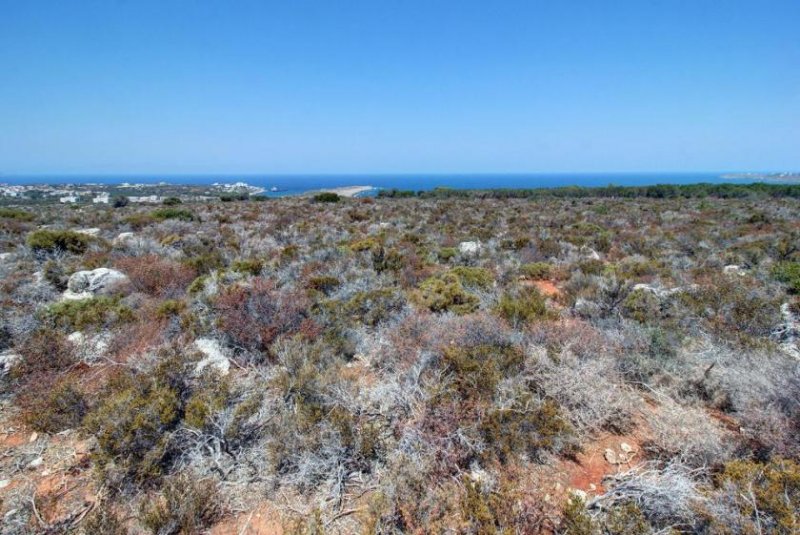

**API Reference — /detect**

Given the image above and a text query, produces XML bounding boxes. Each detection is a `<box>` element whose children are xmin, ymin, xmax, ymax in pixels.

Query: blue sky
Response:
<box><xmin>1</xmin><ymin>0</ymin><xmax>798</xmax><ymax>174</ymax></box>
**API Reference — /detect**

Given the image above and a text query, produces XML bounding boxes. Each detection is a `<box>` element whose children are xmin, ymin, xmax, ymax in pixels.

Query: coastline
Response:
<box><xmin>312</xmin><ymin>185</ymin><xmax>375</xmax><ymax>198</ymax></box>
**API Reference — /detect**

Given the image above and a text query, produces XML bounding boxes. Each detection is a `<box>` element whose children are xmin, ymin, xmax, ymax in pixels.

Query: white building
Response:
<box><xmin>93</xmin><ymin>193</ymin><xmax>110</xmax><ymax>204</ymax></box>
<box><xmin>129</xmin><ymin>195</ymin><xmax>161</xmax><ymax>203</ymax></box>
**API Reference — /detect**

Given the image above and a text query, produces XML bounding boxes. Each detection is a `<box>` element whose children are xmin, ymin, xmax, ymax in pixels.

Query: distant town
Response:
<box><xmin>0</xmin><ymin>181</ymin><xmax>265</xmax><ymax>205</ymax></box>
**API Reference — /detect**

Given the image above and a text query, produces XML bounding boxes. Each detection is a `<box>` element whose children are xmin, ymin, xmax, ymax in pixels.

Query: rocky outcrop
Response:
<box><xmin>458</xmin><ymin>241</ymin><xmax>482</xmax><ymax>255</ymax></box>
<box><xmin>63</xmin><ymin>268</ymin><xmax>129</xmax><ymax>300</ymax></box>
<box><xmin>74</xmin><ymin>228</ymin><xmax>101</xmax><ymax>237</ymax></box>
<box><xmin>67</xmin><ymin>331</ymin><xmax>110</xmax><ymax>362</ymax></box>
<box><xmin>723</xmin><ymin>265</ymin><xmax>746</xmax><ymax>276</ymax></box>
<box><xmin>113</xmin><ymin>232</ymin><xmax>135</xmax><ymax>246</ymax></box>
<box><xmin>193</xmin><ymin>338</ymin><xmax>231</xmax><ymax>376</ymax></box>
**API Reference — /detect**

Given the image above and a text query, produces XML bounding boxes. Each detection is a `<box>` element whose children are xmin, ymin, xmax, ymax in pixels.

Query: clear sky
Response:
<box><xmin>1</xmin><ymin>0</ymin><xmax>798</xmax><ymax>175</ymax></box>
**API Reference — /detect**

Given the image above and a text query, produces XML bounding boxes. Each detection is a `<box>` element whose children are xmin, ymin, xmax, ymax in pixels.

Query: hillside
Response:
<box><xmin>0</xmin><ymin>192</ymin><xmax>798</xmax><ymax>534</ymax></box>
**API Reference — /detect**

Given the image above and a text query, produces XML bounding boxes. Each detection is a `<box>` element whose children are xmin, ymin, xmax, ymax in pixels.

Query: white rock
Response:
<box><xmin>0</xmin><ymin>351</ymin><xmax>20</xmax><ymax>377</ymax></box>
<box><xmin>458</xmin><ymin>241</ymin><xmax>482</xmax><ymax>255</ymax></box>
<box><xmin>0</xmin><ymin>479</ymin><xmax>10</xmax><ymax>489</ymax></box>
<box><xmin>74</xmin><ymin>228</ymin><xmax>101</xmax><ymax>236</ymax></box>
<box><xmin>604</xmin><ymin>448</ymin><xmax>618</xmax><ymax>465</ymax></box>
<box><xmin>193</xmin><ymin>338</ymin><xmax>230</xmax><ymax>376</ymax></box>
<box><xmin>723</xmin><ymin>265</ymin><xmax>746</xmax><ymax>276</ymax></box>
<box><xmin>580</xmin><ymin>246</ymin><xmax>601</xmax><ymax>261</ymax></box>
<box><xmin>68</xmin><ymin>331</ymin><xmax>110</xmax><ymax>362</ymax></box>
<box><xmin>113</xmin><ymin>232</ymin><xmax>135</xmax><ymax>245</ymax></box>
<box><xmin>67</xmin><ymin>331</ymin><xmax>85</xmax><ymax>344</ymax></box>
<box><xmin>620</xmin><ymin>442</ymin><xmax>633</xmax><ymax>453</ymax></box>
<box><xmin>63</xmin><ymin>268</ymin><xmax>129</xmax><ymax>300</ymax></box>
<box><xmin>26</xmin><ymin>456</ymin><xmax>43</xmax><ymax>470</ymax></box>
<box><xmin>0</xmin><ymin>252</ymin><xmax>13</xmax><ymax>262</ymax></box>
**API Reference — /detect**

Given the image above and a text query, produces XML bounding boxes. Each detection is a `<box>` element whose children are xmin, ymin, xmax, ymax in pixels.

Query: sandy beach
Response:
<box><xmin>316</xmin><ymin>185</ymin><xmax>374</xmax><ymax>197</ymax></box>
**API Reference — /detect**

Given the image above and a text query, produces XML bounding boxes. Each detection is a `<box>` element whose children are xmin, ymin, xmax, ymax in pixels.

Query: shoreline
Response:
<box><xmin>313</xmin><ymin>185</ymin><xmax>375</xmax><ymax>198</ymax></box>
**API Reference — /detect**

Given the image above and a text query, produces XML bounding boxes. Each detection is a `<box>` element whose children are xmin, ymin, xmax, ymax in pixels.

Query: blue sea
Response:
<box><xmin>0</xmin><ymin>172</ymin><xmax>786</xmax><ymax>197</ymax></box>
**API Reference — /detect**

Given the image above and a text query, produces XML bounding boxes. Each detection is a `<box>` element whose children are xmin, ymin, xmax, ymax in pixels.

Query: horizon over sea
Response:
<box><xmin>0</xmin><ymin>172</ymin><xmax>793</xmax><ymax>196</ymax></box>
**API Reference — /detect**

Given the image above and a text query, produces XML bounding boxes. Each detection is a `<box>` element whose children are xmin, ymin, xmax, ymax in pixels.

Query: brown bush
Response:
<box><xmin>214</xmin><ymin>278</ymin><xmax>309</xmax><ymax>355</ymax></box>
<box><xmin>12</xmin><ymin>327</ymin><xmax>75</xmax><ymax>379</ymax></box>
<box><xmin>116</xmin><ymin>254</ymin><xmax>196</xmax><ymax>297</ymax></box>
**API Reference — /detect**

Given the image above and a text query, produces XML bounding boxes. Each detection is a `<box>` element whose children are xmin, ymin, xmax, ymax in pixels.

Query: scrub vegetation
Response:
<box><xmin>0</xmin><ymin>186</ymin><xmax>799</xmax><ymax>533</ymax></box>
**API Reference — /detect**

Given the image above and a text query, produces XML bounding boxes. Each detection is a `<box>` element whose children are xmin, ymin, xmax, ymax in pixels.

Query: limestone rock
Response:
<box><xmin>193</xmin><ymin>338</ymin><xmax>231</xmax><ymax>376</ymax></box>
<box><xmin>63</xmin><ymin>268</ymin><xmax>129</xmax><ymax>300</ymax></box>
<box><xmin>458</xmin><ymin>241</ymin><xmax>482</xmax><ymax>255</ymax></box>
<box><xmin>723</xmin><ymin>265</ymin><xmax>746</xmax><ymax>276</ymax></box>
<box><xmin>580</xmin><ymin>246</ymin><xmax>601</xmax><ymax>261</ymax></box>
<box><xmin>113</xmin><ymin>232</ymin><xmax>135</xmax><ymax>245</ymax></box>
<box><xmin>74</xmin><ymin>228</ymin><xmax>101</xmax><ymax>236</ymax></box>
<box><xmin>67</xmin><ymin>331</ymin><xmax>110</xmax><ymax>362</ymax></box>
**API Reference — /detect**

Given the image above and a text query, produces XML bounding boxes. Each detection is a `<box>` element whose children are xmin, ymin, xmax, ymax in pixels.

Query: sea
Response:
<box><xmin>0</xmin><ymin>172</ymin><xmax>789</xmax><ymax>197</ymax></box>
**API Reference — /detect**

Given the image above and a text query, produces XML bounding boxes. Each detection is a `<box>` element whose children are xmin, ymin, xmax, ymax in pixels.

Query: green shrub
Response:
<box><xmin>0</xmin><ymin>207</ymin><xmax>35</xmax><ymax>221</ymax></box>
<box><xmin>45</xmin><ymin>296</ymin><xmax>134</xmax><ymax>331</ymax></box>
<box><xmin>371</xmin><ymin>246</ymin><xmax>404</xmax><ymax>274</ymax></box>
<box><xmin>162</xmin><ymin>196</ymin><xmax>182</xmax><ymax>205</ymax></box>
<box><xmin>231</xmin><ymin>258</ymin><xmax>263</xmax><ymax>276</ymax></box>
<box><xmin>312</xmin><ymin>192</ymin><xmax>340</xmax><ymax>203</ymax></box>
<box><xmin>621</xmin><ymin>288</ymin><xmax>661</xmax><ymax>323</ymax></box>
<box><xmin>187</xmin><ymin>275</ymin><xmax>209</xmax><ymax>295</ymax></box>
<box><xmin>440</xmin><ymin>344</ymin><xmax>524</xmax><ymax>402</ymax></box>
<box><xmin>19</xmin><ymin>379</ymin><xmax>88</xmax><ymax>433</ymax></box>
<box><xmin>715</xmin><ymin>458</ymin><xmax>800</xmax><ymax>534</ymax></box>
<box><xmin>350</xmin><ymin>237</ymin><xmax>380</xmax><ymax>252</ymax></box>
<box><xmin>501</xmin><ymin>236</ymin><xmax>531</xmax><ymax>250</ymax></box>
<box><xmin>43</xmin><ymin>259</ymin><xmax>69</xmax><ymax>291</ymax></box>
<box><xmin>480</xmin><ymin>396</ymin><xmax>572</xmax><ymax>463</ymax></box>
<box><xmin>79</xmin><ymin>504</ymin><xmax>128</xmax><ymax>535</ymax></box>
<box><xmin>220</xmin><ymin>192</ymin><xmax>249</xmax><ymax>202</ymax></box>
<box><xmin>451</xmin><ymin>266</ymin><xmax>494</xmax><ymax>289</ymax></box>
<box><xmin>139</xmin><ymin>473</ymin><xmax>222</xmax><ymax>534</ymax></box>
<box><xmin>124</xmin><ymin>212</ymin><xmax>155</xmax><ymax>229</ymax></box>
<box><xmin>183</xmin><ymin>381</ymin><xmax>229</xmax><ymax>430</ymax></box>
<box><xmin>151</xmin><ymin>207</ymin><xmax>197</xmax><ymax>222</ymax></box>
<box><xmin>26</xmin><ymin>229</ymin><xmax>90</xmax><ymax>254</ymax></box>
<box><xmin>306</xmin><ymin>275</ymin><xmax>341</xmax><ymax>294</ymax></box>
<box><xmin>560</xmin><ymin>496</ymin><xmax>595</xmax><ymax>535</ymax></box>
<box><xmin>112</xmin><ymin>196</ymin><xmax>129</xmax><ymax>208</ymax></box>
<box><xmin>85</xmin><ymin>364</ymin><xmax>185</xmax><ymax>482</ymax></box>
<box><xmin>578</xmin><ymin>258</ymin><xmax>605</xmax><ymax>275</ymax></box>
<box><xmin>155</xmin><ymin>299</ymin><xmax>187</xmax><ymax>319</ymax></box>
<box><xmin>438</xmin><ymin>247</ymin><xmax>458</xmax><ymax>262</ymax></box>
<box><xmin>435</xmin><ymin>343</ymin><xmax>574</xmax><ymax>464</ymax></box>
<box><xmin>345</xmin><ymin>289</ymin><xmax>405</xmax><ymax>326</ymax></box>
<box><xmin>415</xmin><ymin>272</ymin><xmax>480</xmax><ymax>314</ymax></box>
<box><xmin>520</xmin><ymin>262</ymin><xmax>552</xmax><ymax>280</ymax></box>
<box><xmin>182</xmin><ymin>251</ymin><xmax>224</xmax><ymax>275</ymax></box>
<box><xmin>496</xmin><ymin>287</ymin><xmax>549</xmax><ymax>325</ymax></box>
<box><xmin>772</xmin><ymin>262</ymin><xmax>800</xmax><ymax>294</ymax></box>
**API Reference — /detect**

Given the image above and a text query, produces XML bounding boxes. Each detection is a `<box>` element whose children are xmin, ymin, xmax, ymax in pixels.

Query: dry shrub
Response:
<box><xmin>12</xmin><ymin>326</ymin><xmax>75</xmax><ymax>378</ymax></box>
<box><xmin>116</xmin><ymin>254</ymin><xmax>196</xmax><ymax>297</ymax></box>
<box><xmin>214</xmin><ymin>278</ymin><xmax>309</xmax><ymax>355</ymax></box>
<box><xmin>17</xmin><ymin>374</ymin><xmax>88</xmax><ymax>432</ymax></box>
<box><xmin>108</xmin><ymin>313</ymin><xmax>170</xmax><ymax>362</ymax></box>
<box><xmin>139</xmin><ymin>473</ymin><xmax>222</xmax><ymax>534</ymax></box>
<box><xmin>645</xmin><ymin>400</ymin><xmax>732</xmax><ymax>466</ymax></box>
